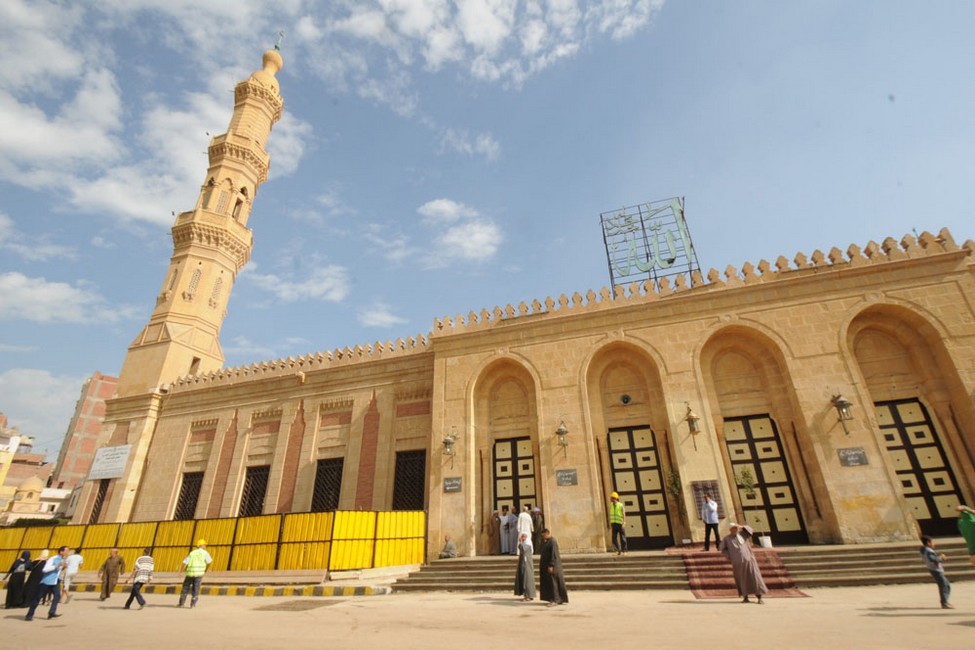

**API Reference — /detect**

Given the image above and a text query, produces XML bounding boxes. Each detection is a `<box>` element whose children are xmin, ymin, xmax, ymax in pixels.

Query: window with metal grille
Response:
<box><xmin>174</xmin><ymin>472</ymin><xmax>204</xmax><ymax>520</ymax></box>
<box><xmin>238</xmin><ymin>465</ymin><xmax>270</xmax><ymax>517</ymax></box>
<box><xmin>88</xmin><ymin>478</ymin><xmax>109</xmax><ymax>524</ymax></box>
<box><xmin>392</xmin><ymin>450</ymin><xmax>426</xmax><ymax>511</ymax></box>
<box><xmin>311</xmin><ymin>458</ymin><xmax>344</xmax><ymax>512</ymax></box>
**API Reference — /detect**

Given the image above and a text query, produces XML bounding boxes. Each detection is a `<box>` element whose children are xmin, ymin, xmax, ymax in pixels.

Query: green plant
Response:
<box><xmin>666</xmin><ymin>469</ymin><xmax>682</xmax><ymax>499</ymax></box>
<box><xmin>735</xmin><ymin>468</ymin><xmax>757</xmax><ymax>498</ymax></box>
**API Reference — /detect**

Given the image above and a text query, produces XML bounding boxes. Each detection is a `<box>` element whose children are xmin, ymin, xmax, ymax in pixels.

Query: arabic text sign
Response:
<box><xmin>88</xmin><ymin>444</ymin><xmax>132</xmax><ymax>480</ymax></box>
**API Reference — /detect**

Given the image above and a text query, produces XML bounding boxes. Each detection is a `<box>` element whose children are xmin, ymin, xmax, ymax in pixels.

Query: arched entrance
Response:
<box><xmin>701</xmin><ymin>327</ymin><xmax>815</xmax><ymax>545</ymax></box>
<box><xmin>587</xmin><ymin>343</ymin><xmax>676</xmax><ymax>550</ymax></box>
<box><xmin>473</xmin><ymin>360</ymin><xmax>541</xmax><ymax>555</ymax></box>
<box><xmin>850</xmin><ymin>307</ymin><xmax>973</xmax><ymax>536</ymax></box>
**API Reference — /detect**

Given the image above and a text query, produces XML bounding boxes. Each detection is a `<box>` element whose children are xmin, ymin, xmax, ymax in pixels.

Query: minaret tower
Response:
<box><xmin>116</xmin><ymin>46</ymin><xmax>285</xmax><ymax>396</ymax></box>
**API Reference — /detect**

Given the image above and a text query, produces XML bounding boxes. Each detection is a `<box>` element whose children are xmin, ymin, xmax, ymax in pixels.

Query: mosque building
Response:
<box><xmin>69</xmin><ymin>46</ymin><xmax>975</xmax><ymax>559</ymax></box>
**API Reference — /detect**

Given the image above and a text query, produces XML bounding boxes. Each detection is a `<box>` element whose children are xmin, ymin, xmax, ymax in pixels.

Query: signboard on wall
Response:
<box><xmin>87</xmin><ymin>445</ymin><xmax>132</xmax><ymax>480</ymax></box>
<box><xmin>555</xmin><ymin>469</ymin><xmax>578</xmax><ymax>486</ymax></box>
<box><xmin>443</xmin><ymin>477</ymin><xmax>463</xmax><ymax>493</ymax></box>
<box><xmin>838</xmin><ymin>447</ymin><xmax>868</xmax><ymax>467</ymax></box>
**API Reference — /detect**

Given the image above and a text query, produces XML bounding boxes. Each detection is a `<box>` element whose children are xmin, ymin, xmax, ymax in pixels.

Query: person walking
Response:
<box><xmin>701</xmin><ymin>493</ymin><xmax>721</xmax><ymax>551</ymax></box>
<box><xmin>3</xmin><ymin>551</ymin><xmax>31</xmax><ymax>609</ymax></box>
<box><xmin>98</xmin><ymin>548</ymin><xmax>125</xmax><ymax>600</ymax></box>
<box><xmin>720</xmin><ymin>523</ymin><xmax>768</xmax><ymax>604</ymax></box>
<box><xmin>61</xmin><ymin>548</ymin><xmax>83</xmax><ymax>603</ymax></box>
<box><xmin>539</xmin><ymin>528</ymin><xmax>568</xmax><ymax>607</ymax></box>
<box><xmin>24</xmin><ymin>546</ymin><xmax>68</xmax><ymax>621</ymax></box>
<box><xmin>609</xmin><ymin>492</ymin><xmax>627</xmax><ymax>555</ymax></box>
<box><xmin>919</xmin><ymin>535</ymin><xmax>952</xmax><ymax>609</ymax></box>
<box><xmin>513</xmin><ymin>532</ymin><xmax>535</xmax><ymax>602</ymax></box>
<box><xmin>178</xmin><ymin>539</ymin><xmax>213</xmax><ymax>608</ymax></box>
<box><xmin>23</xmin><ymin>550</ymin><xmax>48</xmax><ymax>608</ymax></box>
<box><xmin>124</xmin><ymin>548</ymin><xmax>154</xmax><ymax>610</ymax></box>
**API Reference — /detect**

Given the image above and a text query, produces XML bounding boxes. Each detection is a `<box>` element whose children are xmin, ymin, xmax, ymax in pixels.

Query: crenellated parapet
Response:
<box><xmin>432</xmin><ymin>228</ymin><xmax>971</xmax><ymax>336</ymax></box>
<box><xmin>165</xmin><ymin>334</ymin><xmax>432</xmax><ymax>393</ymax></box>
<box><xmin>162</xmin><ymin>228</ymin><xmax>971</xmax><ymax>394</ymax></box>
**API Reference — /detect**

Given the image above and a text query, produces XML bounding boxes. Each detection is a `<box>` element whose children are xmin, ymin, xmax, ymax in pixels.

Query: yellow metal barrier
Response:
<box><xmin>282</xmin><ymin>512</ymin><xmax>333</xmax><ymax>542</ymax></box>
<box><xmin>117</xmin><ymin>521</ymin><xmax>157</xmax><ymax>549</ymax></box>
<box><xmin>0</xmin><ymin>510</ymin><xmax>425</xmax><ymax>573</ymax></box>
<box><xmin>49</xmin><ymin>526</ymin><xmax>84</xmax><ymax>550</ymax></box>
<box><xmin>21</xmin><ymin>527</ymin><xmax>54</xmax><ymax>553</ymax></box>
<box><xmin>194</xmin><ymin>518</ymin><xmax>236</xmax><ymax>545</ymax></box>
<box><xmin>235</xmin><ymin>515</ymin><xmax>281</xmax><ymax>544</ymax></box>
<box><xmin>83</xmin><ymin>523</ymin><xmax>120</xmax><ymax>549</ymax></box>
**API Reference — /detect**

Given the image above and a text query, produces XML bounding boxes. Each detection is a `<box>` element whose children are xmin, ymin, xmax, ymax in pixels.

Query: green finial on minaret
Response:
<box><xmin>274</xmin><ymin>31</ymin><xmax>285</xmax><ymax>51</ymax></box>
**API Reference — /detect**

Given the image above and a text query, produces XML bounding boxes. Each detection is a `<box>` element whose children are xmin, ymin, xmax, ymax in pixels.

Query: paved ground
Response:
<box><xmin>2</xmin><ymin>581</ymin><xmax>972</xmax><ymax>649</ymax></box>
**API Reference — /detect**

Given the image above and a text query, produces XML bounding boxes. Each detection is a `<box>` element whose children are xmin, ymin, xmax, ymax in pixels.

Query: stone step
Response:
<box><xmin>393</xmin><ymin>538</ymin><xmax>974</xmax><ymax>593</ymax></box>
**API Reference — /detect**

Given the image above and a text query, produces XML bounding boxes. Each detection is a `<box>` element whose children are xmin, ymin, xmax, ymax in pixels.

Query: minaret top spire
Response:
<box><xmin>250</xmin><ymin>41</ymin><xmax>284</xmax><ymax>93</ymax></box>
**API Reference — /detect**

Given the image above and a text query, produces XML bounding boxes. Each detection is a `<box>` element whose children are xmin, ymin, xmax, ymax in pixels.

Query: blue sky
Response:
<box><xmin>1</xmin><ymin>1</ymin><xmax>974</xmax><ymax>459</ymax></box>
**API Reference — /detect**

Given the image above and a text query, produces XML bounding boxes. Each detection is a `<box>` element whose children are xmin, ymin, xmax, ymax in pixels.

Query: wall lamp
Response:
<box><xmin>443</xmin><ymin>429</ymin><xmax>457</xmax><ymax>456</ymax></box>
<box><xmin>555</xmin><ymin>420</ymin><xmax>569</xmax><ymax>457</ymax></box>
<box><xmin>831</xmin><ymin>394</ymin><xmax>854</xmax><ymax>435</ymax></box>
<box><xmin>684</xmin><ymin>402</ymin><xmax>702</xmax><ymax>450</ymax></box>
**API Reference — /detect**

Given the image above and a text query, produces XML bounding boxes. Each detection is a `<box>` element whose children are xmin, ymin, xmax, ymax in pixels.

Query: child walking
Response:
<box><xmin>919</xmin><ymin>535</ymin><xmax>953</xmax><ymax>609</ymax></box>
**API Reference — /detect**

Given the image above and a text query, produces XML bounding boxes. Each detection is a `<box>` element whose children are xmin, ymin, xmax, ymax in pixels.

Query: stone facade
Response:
<box><xmin>69</xmin><ymin>48</ymin><xmax>975</xmax><ymax>560</ymax></box>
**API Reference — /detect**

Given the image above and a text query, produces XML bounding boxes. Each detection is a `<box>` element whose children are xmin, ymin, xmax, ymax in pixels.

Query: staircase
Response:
<box><xmin>392</xmin><ymin>552</ymin><xmax>687</xmax><ymax>592</ymax></box>
<box><xmin>392</xmin><ymin>539</ymin><xmax>975</xmax><ymax>593</ymax></box>
<box><xmin>777</xmin><ymin>539</ymin><xmax>975</xmax><ymax>588</ymax></box>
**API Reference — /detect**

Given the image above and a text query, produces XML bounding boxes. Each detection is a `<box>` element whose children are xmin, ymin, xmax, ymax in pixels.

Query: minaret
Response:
<box><xmin>116</xmin><ymin>47</ymin><xmax>285</xmax><ymax>396</ymax></box>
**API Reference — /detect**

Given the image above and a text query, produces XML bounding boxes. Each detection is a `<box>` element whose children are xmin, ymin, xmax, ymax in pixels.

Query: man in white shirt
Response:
<box><xmin>701</xmin><ymin>493</ymin><xmax>721</xmax><ymax>551</ymax></box>
<box><xmin>517</xmin><ymin>505</ymin><xmax>534</xmax><ymax>547</ymax></box>
<box><xmin>61</xmin><ymin>548</ymin><xmax>84</xmax><ymax>603</ymax></box>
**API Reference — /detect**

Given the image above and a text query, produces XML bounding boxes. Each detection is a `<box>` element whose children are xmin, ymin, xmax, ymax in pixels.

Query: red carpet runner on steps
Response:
<box><xmin>676</xmin><ymin>549</ymin><xmax>808</xmax><ymax>599</ymax></box>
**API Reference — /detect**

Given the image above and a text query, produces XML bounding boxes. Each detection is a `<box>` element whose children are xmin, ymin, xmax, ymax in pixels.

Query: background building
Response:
<box><xmin>50</xmin><ymin>371</ymin><xmax>119</xmax><ymax>491</ymax></box>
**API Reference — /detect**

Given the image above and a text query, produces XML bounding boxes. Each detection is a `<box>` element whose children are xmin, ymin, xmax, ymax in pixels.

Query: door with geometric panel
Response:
<box><xmin>493</xmin><ymin>437</ymin><xmax>538</xmax><ymax>514</ymax></box>
<box><xmin>607</xmin><ymin>426</ymin><xmax>673</xmax><ymax>549</ymax></box>
<box><xmin>724</xmin><ymin>415</ymin><xmax>808</xmax><ymax>545</ymax></box>
<box><xmin>876</xmin><ymin>398</ymin><xmax>964</xmax><ymax>536</ymax></box>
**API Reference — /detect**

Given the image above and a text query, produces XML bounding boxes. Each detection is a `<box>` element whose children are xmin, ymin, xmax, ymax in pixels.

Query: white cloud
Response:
<box><xmin>0</xmin><ymin>272</ymin><xmax>139</xmax><ymax>324</ymax></box>
<box><xmin>364</xmin><ymin>225</ymin><xmax>416</xmax><ymax>263</ymax></box>
<box><xmin>430</xmin><ymin>220</ymin><xmax>503</xmax><ymax>266</ymax></box>
<box><xmin>417</xmin><ymin>198</ymin><xmax>479</xmax><ymax>224</ymax></box>
<box><xmin>0</xmin><ymin>68</ymin><xmax>124</xmax><ymax>182</ymax></box>
<box><xmin>438</xmin><ymin>128</ymin><xmax>501</xmax><ymax>161</ymax></box>
<box><xmin>357</xmin><ymin>301</ymin><xmax>408</xmax><ymax>327</ymax></box>
<box><xmin>0</xmin><ymin>343</ymin><xmax>37</xmax><ymax>353</ymax></box>
<box><xmin>246</xmin><ymin>265</ymin><xmax>351</xmax><ymax>302</ymax></box>
<box><xmin>268</xmin><ymin>112</ymin><xmax>315</xmax><ymax>178</ymax></box>
<box><xmin>0</xmin><ymin>368</ymin><xmax>89</xmax><ymax>456</ymax></box>
<box><xmin>0</xmin><ymin>213</ymin><xmax>76</xmax><ymax>262</ymax></box>
<box><xmin>0</xmin><ymin>0</ymin><xmax>86</xmax><ymax>93</ymax></box>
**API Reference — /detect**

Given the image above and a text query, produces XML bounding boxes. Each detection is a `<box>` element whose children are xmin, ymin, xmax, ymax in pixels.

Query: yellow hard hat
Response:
<box><xmin>197</xmin><ymin>539</ymin><xmax>207</xmax><ymax>546</ymax></box>
<box><xmin>611</xmin><ymin>492</ymin><xmax>619</xmax><ymax>499</ymax></box>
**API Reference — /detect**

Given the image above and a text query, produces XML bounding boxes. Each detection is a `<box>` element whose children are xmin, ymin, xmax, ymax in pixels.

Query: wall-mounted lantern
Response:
<box><xmin>831</xmin><ymin>394</ymin><xmax>854</xmax><ymax>435</ymax></box>
<box><xmin>443</xmin><ymin>429</ymin><xmax>457</xmax><ymax>456</ymax></box>
<box><xmin>684</xmin><ymin>402</ymin><xmax>702</xmax><ymax>450</ymax></box>
<box><xmin>555</xmin><ymin>420</ymin><xmax>569</xmax><ymax>457</ymax></box>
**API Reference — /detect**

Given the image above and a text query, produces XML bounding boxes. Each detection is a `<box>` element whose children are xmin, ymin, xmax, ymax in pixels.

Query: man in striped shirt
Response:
<box><xmin>124</xmin><ymin>548</ymin><xmax>154</xmax><ymax>610</ymax></box>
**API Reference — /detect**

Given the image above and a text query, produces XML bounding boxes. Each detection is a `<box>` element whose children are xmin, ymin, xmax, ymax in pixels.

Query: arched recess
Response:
<box><xmin>472</xmin><ymin>358</ymin><xmax>540</xmax><ymax>556</ymax></box>
<box><xmin>848</xmin><ymin>304</ymin><xmax>975</xmax><ymax>536</ymax></box>
<box><xmin>701</xmin><ymin>325</ymin><xmax>825</xmax><ymax>545</ymax></box>
<box><xmin>585</xmin><ymin>341</ymin><xmax>676</xmax><ymax>549</ymax></box>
